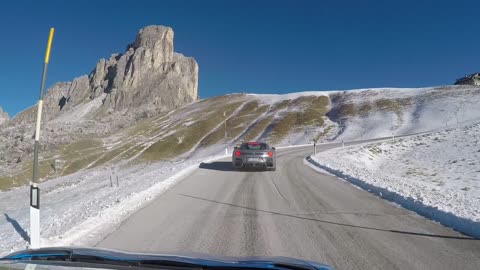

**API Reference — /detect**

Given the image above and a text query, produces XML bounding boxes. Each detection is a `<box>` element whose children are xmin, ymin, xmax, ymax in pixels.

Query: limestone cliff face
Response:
<box><xmin>10</xmin><ymin>25</ymin><xmax>198</xmax><ymax>125</ymax></box>
<box><xmin>89</xmin><ymin>26</ymin><xmax>198</xmax><ymax>113</ymax></box>
<box><xmin>0</xmin><ymin>107</ymin><xmax>8</xmax><ymax>125</ymax></box>
<box><xmin>455</xmin><ymin>72</ymin><xmax>480</xmax><ymax>86</ymax></box>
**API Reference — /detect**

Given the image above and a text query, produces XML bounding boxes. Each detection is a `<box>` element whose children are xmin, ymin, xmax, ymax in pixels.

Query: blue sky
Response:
<box><xmin>1</xmin><ymin>0</ymin><xmax>479</xmax><ymax>116</ymax></box>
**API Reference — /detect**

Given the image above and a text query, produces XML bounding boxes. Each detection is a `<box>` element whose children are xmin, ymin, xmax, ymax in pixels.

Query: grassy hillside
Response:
<box><xmin>1</xmin><ymin>86</ymin><xmax>480</xmax><ymax>190</ymax></box>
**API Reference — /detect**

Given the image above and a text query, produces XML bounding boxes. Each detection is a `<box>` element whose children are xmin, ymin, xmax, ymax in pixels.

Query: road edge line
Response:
<box><xmin>304</xmin><ymin>156</ymin><xmax>480</xmax><ymax>239</ymax></box>
<box><xmin>45</xmin><ymin>154</ymin><xmax>230</xmax><ymax>249</ymax></box>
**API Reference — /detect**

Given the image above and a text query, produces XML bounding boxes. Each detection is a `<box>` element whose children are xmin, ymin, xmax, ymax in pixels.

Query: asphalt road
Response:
<box><xmin>97</xmin><ymin>143</ymin><xmax>480</xmax><ymax>270</ymax></box>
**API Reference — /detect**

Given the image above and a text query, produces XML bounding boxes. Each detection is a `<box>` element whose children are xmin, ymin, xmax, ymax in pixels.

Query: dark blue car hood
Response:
<box><xmin>1</xmin><ymin>247</ymin><xmax>332</xmax><ymax>270</ymax></box>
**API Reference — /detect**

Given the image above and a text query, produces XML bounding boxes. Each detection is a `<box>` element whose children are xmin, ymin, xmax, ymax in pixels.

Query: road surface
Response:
<box><xmin>98</xmin><ymin>143</ymin><xmax>480</xmax><ymax>270</ymax></box>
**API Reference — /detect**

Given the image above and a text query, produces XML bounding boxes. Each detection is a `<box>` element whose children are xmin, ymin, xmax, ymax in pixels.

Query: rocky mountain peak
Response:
<box><xmin>10</xmin><ymin>25</ymin><xmax>198</xmax><ymax>126</ymax></box>
<box><xmin>0</xmin><ymin>107</ymin><xmax>9</xmax><ymax>125</ymax></box>
<box><xmin>133</xmin><ymin>25</ymin><xmax>173</xmax><ymax>50</ymax></box>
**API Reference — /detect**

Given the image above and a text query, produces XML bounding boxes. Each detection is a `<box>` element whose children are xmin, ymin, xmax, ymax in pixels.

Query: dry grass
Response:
<box><xmin>268</xmin><ymin>112</ymin><xmax>298</xmax><ymax>143</ymax></box>
<box><xmin>334</xmin><ymin>96</ymin><xmax>414</xmax><ymax>119</ymax></box>
<box><xmin>266</xmin><ymin>96</ymin><xmax>329</xmax><ymax>143</ymax></box>
<box><xmin>271</xmin><ymin>100</ymin><xmax>290</xmax><ymax>111</ymax></box>
<box><xmin>126</xmin><ymin>112</ymin><xmax>169</xmax><ymax>137</ymax></box>
<box><xmin>242</xmin><ymin>116</ymin><xmax>274</xmax><ymax>142</ymax></box>
<box><xmin>1</xmin><ymin>93</ymin><xmax>340</xmax><ymax>190</ymax></box>
<box><xmin>87</xmin><ymin>143</ymin><xmax>137</xmax><ymax>169</ymax></box>
<box><xmin>199</xmin><ymin>101</ymin><xmax>270</xmax><ymax>147</ymax></box>
<box><xmin>358</xmin><ymin>103</ymin><xmax>373</xmax><ymax>117</ymax></box>
<box><xmin>0</xmin><ymin>160</ymin><xmax>53</xmax><ymax>191</ymax></box>
<box><xmin>1</xmin><ymin>96</ymin><xmax>255</xmax><ymax>189</ymax></box>
<box><xmin>0</xmin><ymin>138</ymin><xmax>105</xmax><ymax>190</ymax></box>
<box><xmin>58</xmin><ymin>139</ymin><xmax>105</xmax><ymax>175</ymax></box>
<box><xmin>313</xmin><ymin>125</ymin><xmax>334</xmax><ymax>141</ymax></box>
<box><xmin>338</xmin><ymin>103</ymin><xmax>356</xmax><ymax>117</ymax></box>
<box><xmin>141</xmin><ymin>100</ymin><xmax>245</xmax><ymax>161</ymax></box>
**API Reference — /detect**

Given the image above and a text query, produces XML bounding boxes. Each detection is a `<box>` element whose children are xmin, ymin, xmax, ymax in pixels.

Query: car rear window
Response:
<box><xmin>240</xmin><ymin>143</ymin><xmax>268</xmax><ymax>150</ymax></box>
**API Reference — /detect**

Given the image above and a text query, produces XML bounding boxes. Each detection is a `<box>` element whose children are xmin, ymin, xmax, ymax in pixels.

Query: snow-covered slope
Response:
<box><xmin>325</xmin><ymin>86</ymin><xmax>480</xmax><ymax>141</ymax></box>
<box><xmin>311</xmin><ymin>121</ymin><xmax>480</xmax><ymax>237</ymax></box>
<box><xmin>1</xmin><ymin>85</ymin><xmax>480</xmax><ymax>254</ymax></box>
<box><xmin>2</xmin><ymin>85</ymin><xmax>480</xmax><ymax>191</ymax></box>
<box><xmin>0</xmin><ymin>153</ymin><xmax>226</xmax><ymax>256</ymax></box>
<box><xmin>247</xmin><ymin>85</ymin><xmax>480</xmax><ymax>144</ymax></box>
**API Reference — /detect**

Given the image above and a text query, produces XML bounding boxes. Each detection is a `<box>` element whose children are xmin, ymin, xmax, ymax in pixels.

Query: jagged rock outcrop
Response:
<box><xmin>0</xmin><ymin>107</ymin><xmax>9</xmax><ymax>125</ymax></box>
<box><xmin>0</xmin><ymin>25</ymin><xmax>199</xmax><ymax>181</ymax></box>
<box><xmin>10</xmin><ymin>25</ymin><xmax>198</xmax><ymax>125</ymax></box>
<box><xmin>455</xmin><ymin>72</ymin><xmax>480</xmax><ymax>86</ymax></box>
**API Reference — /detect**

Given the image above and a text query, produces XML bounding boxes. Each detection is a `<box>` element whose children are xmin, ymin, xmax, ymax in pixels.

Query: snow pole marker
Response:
<box><xmin>224</xmin><ymin>111</ymin><xmax>228</xmax><ymax>155</ymax></box>
<box><xmin>30</xmin><ymin>28</ymin><xmax>54</xmax><ymax>249</ymax></box>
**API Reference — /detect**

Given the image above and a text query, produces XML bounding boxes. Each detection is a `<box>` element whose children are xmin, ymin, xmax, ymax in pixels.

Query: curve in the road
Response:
<box><xmin>98</xmin><ymin>145</ymin><xmax>480</xmax><ymax>270</ymax></box>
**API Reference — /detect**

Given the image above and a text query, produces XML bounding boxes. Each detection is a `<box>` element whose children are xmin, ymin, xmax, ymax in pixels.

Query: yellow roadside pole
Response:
<box><xmin>30</xmin><ymin>28</ymin><xmax>54</xmax><ymax>249</ymax></box>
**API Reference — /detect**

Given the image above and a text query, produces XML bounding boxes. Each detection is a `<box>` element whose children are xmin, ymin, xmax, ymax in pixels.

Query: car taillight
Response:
<box><xmin>234</xmin><ymin>150</ymin><xmax>241</xmax><ymax>157</ymax></box>
<box><xmin>267</xmin><ymin>151</ymin><xmax>273</xmax><ymax>157</ymax></box>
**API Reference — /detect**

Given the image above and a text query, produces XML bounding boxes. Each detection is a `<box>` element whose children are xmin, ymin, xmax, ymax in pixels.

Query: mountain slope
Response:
<box><xmin>311</xmin><ymin>118</ymin><xmax>480</xmax><ymax>238</ymax></box>
<box><xmin>9</xmin><ymin>25</ymin><xmax>198</xmax><ymax>126</ymax></box>
<box><xmin>2</xmin><ymin>26</ymin><xmax>480</xmax><ymax>191</ymax></box>
<box><xmin>2</xmin><ymin>85</ymin><xmax>480</xmax><ymax>190</ymax></box>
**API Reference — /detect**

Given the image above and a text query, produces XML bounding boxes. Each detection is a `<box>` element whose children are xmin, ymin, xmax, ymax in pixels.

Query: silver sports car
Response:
<box><xmin>232</xmin><ymin>142</ymin><xmax>276</xmax><ymax>171</ymax></box>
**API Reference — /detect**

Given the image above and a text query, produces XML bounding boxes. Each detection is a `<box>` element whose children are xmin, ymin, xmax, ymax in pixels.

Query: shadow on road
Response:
<box><xmin>4</xmin><ymin>213</ymin><xmax>30</xmax><ymax>242</ymax></box>
<box><xmin>199</xmin><ymin>161</ymin><xmax>235</xmax><ymax>172</ymax></box>
<box><xmin>177</xmin><ymin>193</ymin><xmax>478</xmax><ymax>240</ymax></box>
<box><xmin>199</xmin><ymin>162</ymin><xmax>269</xmax><ymax>172</ymax></box>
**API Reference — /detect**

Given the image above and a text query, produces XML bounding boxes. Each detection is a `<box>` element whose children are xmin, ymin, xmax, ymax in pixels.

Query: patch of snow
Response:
<box><xmin>276</xmin><ymin>143</ymin><xmax>313</xmax><ymax>149</ymax></box>
<box><xmin>246</xmin><ymin>86</ymin><xmax>448</xmax><ymax>106</ymax></box>
<box><xmin>248</xmin><ymin>91</ymin><xmax>332</xmax><ymax>105</ymax></box>
<box><xmin>309</xmin><ymin>121</ymin><xmax>480</xmax><ymax>238</ymax></box>
<box><xmin>330</xmin><ymin>86</ymin><xmax>480</xmax><ymax>142</ymax></box>
<box><xmin>53</xmin><ymin>94</ymin><xmax>106</xmax><ymax>123</ymax></box>
<box><xmin>250</xmin><ymin>86</ymin><xmax>480</xmax><ymax>144</ymax></box>
<box><xmin>182</xmin><ymin>120</ymin><xmax>196</xmax><ymax>127</ymax></box>
<box><xmin>180</xmin><ymin>100</ymin><xmax>251</xmax><ymax>158</ymax></box>
<box><xmin>0</xmin><ymin>154</ymin><xmax>228</xmax><ymax>256</ymax></box>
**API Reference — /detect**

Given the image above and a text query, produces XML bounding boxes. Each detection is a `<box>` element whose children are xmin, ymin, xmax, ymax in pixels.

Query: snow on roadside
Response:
<box><xmin>247</xmin><ymin>91</ymin><xmax>333</xmax><ymax>105</ymax></box>
<box><xmin>310</xmin><ymin>121</ymin><xmax>480</xmax><ymax>238</ymax></box>
<box><xmin>251</xmin><ymin>86</ymin><xmax>480</xmax><ymax>144</ymax></box>
<box><xmin>247</xmin><ymin>86</ymin><xmax>436</xmax><ymax>106</ymax></box>
<box><xmin>0</xmin><ymin>154</ymin><xmax>227</xmax><ymax>256</ymax></box>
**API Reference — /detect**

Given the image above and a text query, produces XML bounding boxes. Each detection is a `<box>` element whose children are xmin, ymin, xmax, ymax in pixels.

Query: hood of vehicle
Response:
<box><xmin>1</xmin><ymin>247</ymin><xmax>332</xmax><ymax>270</ymax></box>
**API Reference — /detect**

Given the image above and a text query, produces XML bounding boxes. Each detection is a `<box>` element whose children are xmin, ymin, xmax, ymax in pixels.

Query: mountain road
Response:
<box><xmin>97</xmin><ymin>142</ymin><xmax>480</xmax><ymax>270</ymax></box>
